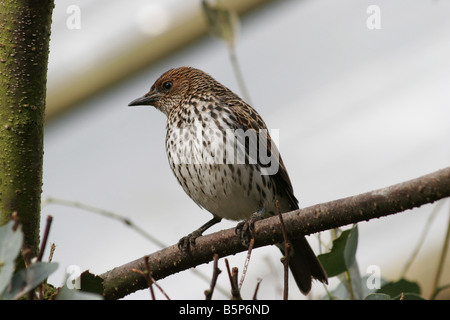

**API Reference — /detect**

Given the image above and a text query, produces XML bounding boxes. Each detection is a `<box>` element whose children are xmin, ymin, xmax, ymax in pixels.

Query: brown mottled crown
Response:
<box><xmin>129</xmin><ymin>67</ymin><xmax>235</xmax><ymax>115</ymax></box>
<box><xmin>154</xmin><ymin>66</ymin><xmax>232</xmax><ymax>97</ymax></box>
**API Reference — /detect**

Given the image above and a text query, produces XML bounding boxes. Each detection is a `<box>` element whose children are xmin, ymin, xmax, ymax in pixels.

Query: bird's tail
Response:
<box><xmin>277</xmin><ymin>236</ymin><xmax>328</xmax><ymax>295</ymax></box>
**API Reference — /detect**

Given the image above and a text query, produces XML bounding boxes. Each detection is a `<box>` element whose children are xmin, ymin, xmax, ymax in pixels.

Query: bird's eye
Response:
<box><xmin>162</xmin><ymin>81</ymin><xmax>173</xmax><ymax>90</ymax></box>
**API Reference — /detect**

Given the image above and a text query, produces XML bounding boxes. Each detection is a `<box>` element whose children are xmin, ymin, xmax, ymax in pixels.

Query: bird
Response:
<box><xmin>128</xmin><ymin>66</ymin><xmax>328</xmax><ymax>295</ymax></box>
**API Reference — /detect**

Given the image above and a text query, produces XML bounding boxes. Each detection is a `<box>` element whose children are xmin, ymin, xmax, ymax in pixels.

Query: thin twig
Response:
<box><xmin>43</xmin><ymin>242</ymin><xmax>57</xmax><ymax>299</ymax></box>
<box><xmin>429</xmin><ymin>202</ymin><xmax>450</xmax><ymax>300</ymax></box>
<box><xmin>132</xmin><ymin>256</ymin><xmax>170</xmax><ymax>300</ymax></box>
<box><xmin>201</xmin><ymin>0</ymin><xmax>252</xmax><ymax>105</ymax></box>
<box><xmin>225</xmin><ymin>259</ymin><xmax>241</xmax><ymax>300</ymax></box>
<box><xmin>400</xmin><ymin>200</ymin><xmax>445</xmax><ymax>278</ymax></box>
<box><xmin>205</xmin><ymin>254</ymin><xmax>221</xmax><ymax>300</ymax></box>
<box><xmin>37</xmin><ymin>215</ymin><xmax>53</xmax><ymax>262</ymax></box>
<box><xmin>11</xmin><ymin>211</ymin><xmax>19</xmax><ymax>231</ymax></box>
<box><xmin>37</xmin><ymin>217</ymin><xmax>55</xmax><ymax>300</ymax></box>
<box><xmin>344</xmin><ymin>270</ymin><xmax>356</xmax><ymax>300</ymax></box>
<box><xmin>149</xmin><ymin>275</ymin><xmax>170</xmax><ymax>300</ymax></box>
<box><xmin>42</xmin><ymin>197</ymin><xmax>167</xmax><ymax>248</ymax></box>
<box><xmin>252</xmin><ymin>278</ymin><xmax>262</xmax><ymax>300</ymax></box>
<box><xmin>239</xmin><ymin>237</ymin><xmax>254</xmax><ymax>290</ymax></box>
<box><xmin>131</xmin><ymin>256</ymin><xmax>155</xmax><ymax>299</ymax></box>
<box><xmin>431</xmin><ymin>283</ymin><xmax>450</xmax><ymax>299</ymax></box>
<box><xmin>28</xmin><ymin>216</ymin><xmax>53</xmax><ymax>301</ymax></box>
<box><xmin>276</xmin><ymin>200</ymin><xmax>290</xmax><ymax>300</ymax></box>
<box><xmin>131</xmin><ymin>268</ymin><xmax>155</xmax><ymax>300</ymax></box>
<box><xmin>231</xmin><ymin>267</ymin><xmax>241</xmax><ymax>300</ymax></box>
<box><xmin>228</xmin><ymin>46</ymin><xmax>252</xmax><ymax>105</ymax></box>
<box><xmin>48</xmin><ymin>243</ymin><xmax>56</xmax><ymax>262</ymax></box>
<box><xmin>143</xmin><ymin>256</ymin><xmax>156</xmax><ymax>300</ymax></box>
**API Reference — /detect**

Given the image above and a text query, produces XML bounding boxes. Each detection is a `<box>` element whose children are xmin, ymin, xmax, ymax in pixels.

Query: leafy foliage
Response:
<box><xmin>317</xmin><ymin>224</ymin><xmax>427</xmax><ymax>300</ymax></box>
<box><xmin>0</xmin><ymin>220</ymin><xmax>102</xmax><ymax>300</ymax></box>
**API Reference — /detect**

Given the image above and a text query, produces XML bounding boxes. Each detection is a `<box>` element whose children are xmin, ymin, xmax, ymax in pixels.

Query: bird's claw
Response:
<box><xmin>178</xmin><ymin>230</ymin><xmax>202</xmax><ymax>253</ymax></box>
<box><xmin>235</xmin><ymin>219</ymin><xmax>256</xmax><ymax>247</ymax></box>
<box><xmin>235</xmin><ymin>208</ymin><xmax>265</xmax><ymax>246</ymax></box>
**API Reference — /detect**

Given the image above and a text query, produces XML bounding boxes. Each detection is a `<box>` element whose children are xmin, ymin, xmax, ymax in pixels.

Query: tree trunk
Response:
<box><xmin>0</xmin><ymin>1</ymin><xmax>54</xmax><ymax>257</ymax></box>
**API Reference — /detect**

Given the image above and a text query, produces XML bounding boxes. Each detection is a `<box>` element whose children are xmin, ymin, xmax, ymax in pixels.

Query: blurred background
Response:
<box><xmin>41</xmin><ymin>0</ymin><xmax>450</xmax><ymax>299</ymax></box>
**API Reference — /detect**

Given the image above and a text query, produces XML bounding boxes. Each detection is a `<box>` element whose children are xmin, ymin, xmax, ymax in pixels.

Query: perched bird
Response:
<box><xmin>128</xmin><ymin>67</ymin><xmax>327</xmax><ymax>295</ymax></box>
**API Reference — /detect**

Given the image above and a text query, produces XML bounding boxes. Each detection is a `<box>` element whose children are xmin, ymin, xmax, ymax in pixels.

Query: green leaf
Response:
<box><xmin>0</xmin><ymin>263</ymin><xmax>15</xmax><ymax>297</ymax></box>
<box><xmin>377</xmin><ymin>278</ymin><xmax>421</xmax><ymax>298</ymax></box>
<box><xmin>2</xmin><ymin>262</ymin><xmax>58</xmax><ymax>300</ymax></box>
<box><xmin>318</xmin><ymin>225</ymin><xmax>359</xmax><ymax>277</ymax></box>
<box><xmin>317</xmin><ymin>231</ymin><xmax>349</xmax><ymax>277</ymax></box>
<box><xmin>341</xmin><ymin>226</ymin><xmax>362</xmax><ymax>299</ymax></box>
<box><xmin>345</xmin><ymin>257</ymin><xmax>364</xmax><ymax>300</ymax></box>
<box><xmin>0</xmin><ymin>221</ymin><xmax>23</xmax><ymax>296</ymax></box>
<box><xmin>0</xmin><ymin>221</ymin><xmax>23</xmax><ymax>263</ymax></box>
<box><xmin>343</xmin><ymin>225</ymin><xmax>358</xmax><ymax>268</ymax></box>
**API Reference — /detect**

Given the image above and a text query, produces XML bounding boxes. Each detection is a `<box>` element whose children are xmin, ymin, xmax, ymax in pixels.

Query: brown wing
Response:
<box><xmin>222</xmin><ymin>96</ymin><xmax>299</xmax><ymax>210</ymax></box>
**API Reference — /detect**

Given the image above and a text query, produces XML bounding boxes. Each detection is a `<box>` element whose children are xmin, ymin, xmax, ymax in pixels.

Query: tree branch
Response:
<box><xmin>100</xmin><ymin>167</ymin><xmax>450</xmax><ymax>299</ymax></box>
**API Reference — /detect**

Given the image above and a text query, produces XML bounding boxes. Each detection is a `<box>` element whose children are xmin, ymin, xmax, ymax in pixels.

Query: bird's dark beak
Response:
<box><xmin>128</xmin><ymin>90</ymin><xmax>160</xmax><ymax>106</ymax></box>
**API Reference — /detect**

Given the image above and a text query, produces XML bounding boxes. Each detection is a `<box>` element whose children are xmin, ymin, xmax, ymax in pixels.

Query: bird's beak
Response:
<box><xmin>128</xmin><ymin>90</ymin><xmax>160</xmax><ymax>106</ymax></box>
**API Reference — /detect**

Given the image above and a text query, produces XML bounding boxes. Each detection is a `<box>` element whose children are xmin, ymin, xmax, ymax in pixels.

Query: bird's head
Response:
<box><xmin>128</xmin><ymin>66</ymin><xmax>214</xmax><ymax>116</ymax></box>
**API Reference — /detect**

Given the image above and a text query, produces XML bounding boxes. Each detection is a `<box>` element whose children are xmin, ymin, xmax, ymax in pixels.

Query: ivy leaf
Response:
<box><xmin>2</xmin><ymin>262</ymin><xmax>58</xmax><ymax>300</ymax></box>
<box><xmin>318</xmin><ymin>225</ymin><xmax>359</xmax><ymax>277</ymax></box>
<box><xmin>343</xmin><ymin>225</ymin><xmax>358</xmax><ymax>268</ymax></box>
<box><xmin>376</xmin><ymin>278</ymin><xmax>422</xmax><ymax>299</ymax></box>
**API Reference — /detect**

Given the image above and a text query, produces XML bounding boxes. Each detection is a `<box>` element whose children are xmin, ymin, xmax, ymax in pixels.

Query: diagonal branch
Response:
<box><xmin>100</xmin><ymin>167</ymin><xmax>450</xmax><ymax>299</ymax></box>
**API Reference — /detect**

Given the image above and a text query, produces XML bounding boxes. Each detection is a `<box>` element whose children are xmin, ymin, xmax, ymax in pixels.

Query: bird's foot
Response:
<box><xmin>177</xmin><ymin>216</ymin><xmax>222</xmax><ymax>253</ymax></box>
<box><xmin>235</xmin><ymin>208</ymin><xmax>266</xmax><ymax>246</ymax></box>
<box><xmin>178</xmin><ymin>230</ymin><xmax>202</xmax><ymax>253</ymax></box>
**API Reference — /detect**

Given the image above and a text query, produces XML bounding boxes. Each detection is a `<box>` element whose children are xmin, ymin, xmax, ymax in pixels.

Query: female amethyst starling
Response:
<box><xmin>128</xmin><ymin>67</ymin><xmax>327</xmax><ymax>294</ymax></box>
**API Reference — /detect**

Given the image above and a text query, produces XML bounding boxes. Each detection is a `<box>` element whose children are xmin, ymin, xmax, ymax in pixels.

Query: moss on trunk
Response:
<box><xmin>0</xmin><ymin>1</ymin><xmax>54</xmax><ymax>257</ymax></box>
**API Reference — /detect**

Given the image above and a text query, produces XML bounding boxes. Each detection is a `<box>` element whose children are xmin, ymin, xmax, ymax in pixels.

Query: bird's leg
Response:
<box><xmin>235</xmin><ymin>207</ymin><xmax>266</xmax><ymax>246</ymax></box>
<box><xmin>178</xmin><ymin>215</ymin><xmax>222</xmax><ymax>253</ymax></box>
